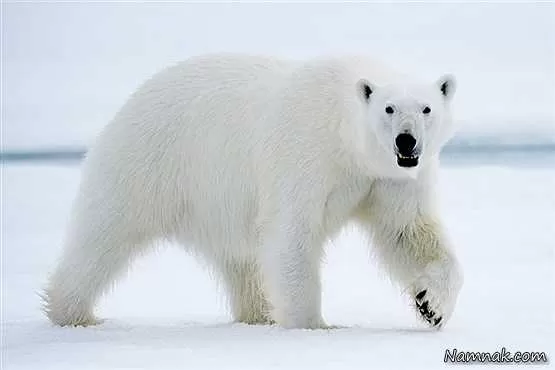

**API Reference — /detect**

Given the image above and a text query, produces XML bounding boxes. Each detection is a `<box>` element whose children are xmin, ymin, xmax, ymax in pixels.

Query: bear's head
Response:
<box><xmin>356</xmin><ymin>75</ymin><xmax>456</xmax><ymax>176</ymax></box>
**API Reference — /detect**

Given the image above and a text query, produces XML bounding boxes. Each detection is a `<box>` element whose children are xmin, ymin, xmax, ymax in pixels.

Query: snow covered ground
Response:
<box><xmin>2</xmin><ymin>159</ymin><xmax>553</xmax><ymax>369</ymax></box>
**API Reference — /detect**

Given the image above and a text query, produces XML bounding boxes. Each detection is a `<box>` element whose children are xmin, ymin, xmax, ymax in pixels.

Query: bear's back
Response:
<box><xmin>139</xmin><ymin>53</ymin><xmax>294</xmax><ymax>100</ymax></box>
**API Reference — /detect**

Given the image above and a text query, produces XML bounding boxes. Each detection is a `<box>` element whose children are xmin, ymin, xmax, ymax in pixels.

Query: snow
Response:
<box><xmin>3</xmin><ymin>3</ymin><xmax>554</xmax><ymax>150</ymax></box>
<box><xmin>2</xmin><ymin>160</ymin><xmax>554</xmax><ymax>369</ymax></box>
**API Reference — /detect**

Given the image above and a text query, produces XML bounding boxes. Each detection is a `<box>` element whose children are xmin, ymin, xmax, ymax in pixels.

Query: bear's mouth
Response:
<box><xmin>396</xmin><ymin>153</ymin><xmax>419</xmax><ymax>168</ymax></box>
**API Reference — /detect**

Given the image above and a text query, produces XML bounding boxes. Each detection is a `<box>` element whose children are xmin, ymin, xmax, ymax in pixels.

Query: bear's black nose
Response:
<box><xmin>395</xmin><ymin>133</ymin><xmax>417</xmax><ymax>155</ymax></box>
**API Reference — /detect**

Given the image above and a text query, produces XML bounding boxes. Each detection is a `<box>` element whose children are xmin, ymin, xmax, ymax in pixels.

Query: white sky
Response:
<box><xmin>3</xmin><ymin>3</ymin><xmax>555</xmax><ymax>149</ymax></box>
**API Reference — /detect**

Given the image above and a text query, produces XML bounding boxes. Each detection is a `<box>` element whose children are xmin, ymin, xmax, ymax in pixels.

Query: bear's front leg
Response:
<box><xmin>259</xmin><ymin>222</ymin><xmax>327</xmax><ymax>329</ymax></box>
<box><xmin>378</xmin><ymin>218</ymin><xmax>463</xmax><ymax>329</ymax></box>
<box><xmin>403</xmin><ymin>224</ymin><xmax>463</xmax><ymax>329</ymax></box>
<box><xmin>360</xmin><ymin>178</ymin><xmax>464</xmax><ymax>329</ymax></box>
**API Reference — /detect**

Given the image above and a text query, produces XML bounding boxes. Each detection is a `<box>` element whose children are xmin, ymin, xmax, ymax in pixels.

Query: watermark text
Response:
<box><xmin>444</xmin><ymin>347</ymin><xmax>548</xmax><ymax>364</ymax></box>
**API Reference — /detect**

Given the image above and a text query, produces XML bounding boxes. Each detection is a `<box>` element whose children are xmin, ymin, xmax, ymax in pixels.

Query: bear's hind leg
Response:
<box><xmin>44</xmin><ymin>225</ymin><xmax>149</xmax><ymax>326</ymax></box>
<box><xmin>220</xmin><ymin>259</ymin><xmax>271</xmax><ymax>325</ymax></box>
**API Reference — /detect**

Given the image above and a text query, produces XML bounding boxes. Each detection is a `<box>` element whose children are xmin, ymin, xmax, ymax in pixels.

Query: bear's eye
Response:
<box><xmin>385</xmin><ymin>106</ymin><xmax>394</xmax><ymax>114</ymax></box>
<box><xmin>422</xmin><ymin>106</ymin><xmax>431</xmax><ymax>114</ymax></box>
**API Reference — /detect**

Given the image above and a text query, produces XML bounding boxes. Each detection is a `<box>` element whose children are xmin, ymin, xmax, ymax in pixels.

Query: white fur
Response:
<box><xmin>44</xmin><ymin>54</ymin><xmax>463</xmax><ymax>329</ymax></box>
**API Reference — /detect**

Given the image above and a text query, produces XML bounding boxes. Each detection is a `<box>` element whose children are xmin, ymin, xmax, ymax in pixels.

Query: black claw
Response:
<box><xmin>415</xmin><ymin>290</ymin><xmax>427</xmax><ymax>301</ymax></box>
<box><xmin>419</xmin><ymin>301</ymin><xmax>429</xmax><ymax>312</ymax></box>
<box><xmin>434</xmin><ymin>317</ymin><xmax>443</xmax><ymax>326</ymax></box>
<box><xmin>427</xmin><ymin>310</ymin><xmax>435</xmax><ymax>318</ymax></box>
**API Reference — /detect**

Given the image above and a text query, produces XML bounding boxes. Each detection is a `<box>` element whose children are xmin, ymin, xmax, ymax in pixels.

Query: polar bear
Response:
<box><xmin>44</xmin><ymin>54</ymin><xmax>463</xmax><ymax>329</ymax></box>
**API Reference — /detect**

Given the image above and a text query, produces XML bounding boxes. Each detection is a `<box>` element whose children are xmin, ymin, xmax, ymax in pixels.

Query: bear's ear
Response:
<box><xmin>437</xmin><ymin>74</ymin><xmax>456</xmax><ymax>101</ymax></box>
<box><xmin>357</xmin><ymin>79</ymin><xmax>375</xmax><ymax>103</ymax></box>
